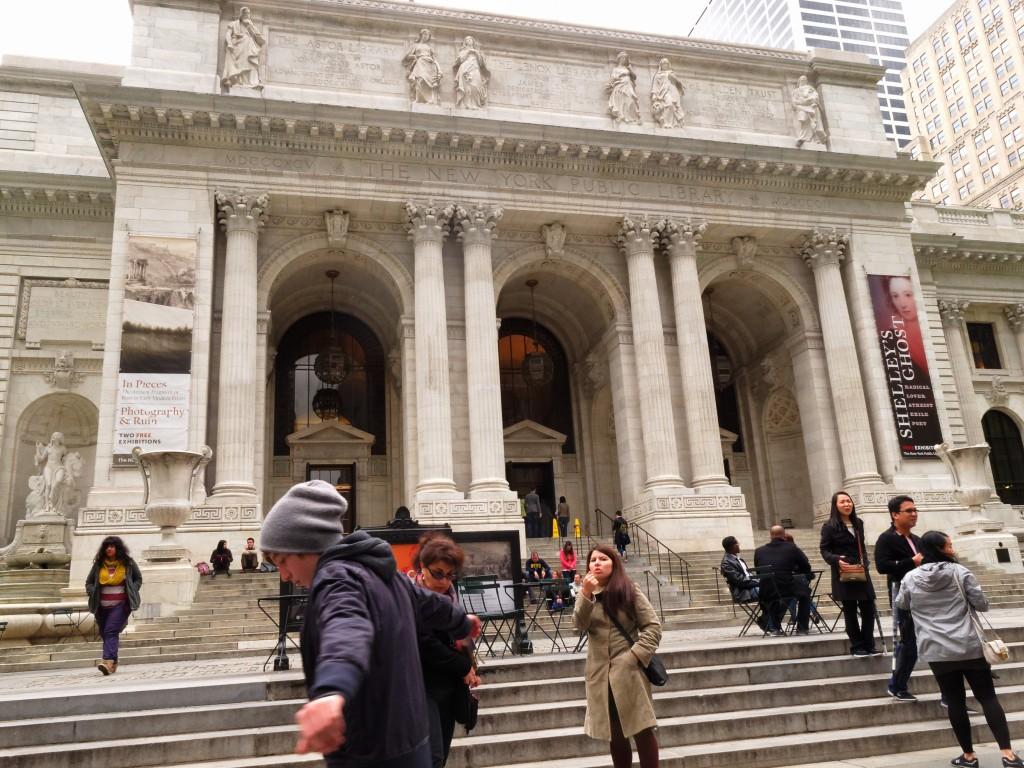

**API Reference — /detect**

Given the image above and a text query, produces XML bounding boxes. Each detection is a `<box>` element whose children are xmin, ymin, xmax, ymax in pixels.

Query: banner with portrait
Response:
<box><xmin>113</xmin><ymin>235</ymin><xmax>197</xmax><ymax>466</ymax></box>
<box><xmin>867</xmin><ymin>274</ymin><xmax>943</xmax><ymax>458</ymax></box>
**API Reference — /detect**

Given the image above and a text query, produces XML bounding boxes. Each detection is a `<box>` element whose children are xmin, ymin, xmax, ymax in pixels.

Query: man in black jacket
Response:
<box><xmin>260</xmin><ymin>481</ymin><xmax>481</xmax><ymax>768</ymax></box>
<box><xmin>754</xmin><ymin>526</ymin><xmax>813</xmax><ymax>634</ymax></box>
<box><xmin>720</xmin><ymin>536</ymin><xmax>759</xmax><ymax>602</ymax></box>
<box><xmin>874</xmin><ymin>494</ymin><xmax>923</xmax><ymax>702</ymax></box>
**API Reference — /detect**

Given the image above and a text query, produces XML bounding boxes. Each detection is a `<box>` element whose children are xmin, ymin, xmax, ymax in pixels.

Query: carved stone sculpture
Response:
<box><xmin>791</xmin><ymin>75</ymin><xmax>827</xmax><ymax>147</ymax></box>
<box><xmin>325</xmin><ymin>209</ymin><xmax>350</xmax><ymax>248</ymax></box>
<box><xmin>45</xmin><ymin>350</ymin><xmax>83</xmax><ymax>389</ymax></box>
<box><xmin>403</xmin><ymin>29</ymin><xmax>443</xmax><ymax>105</ymax></box>
<box><xmin>650</xmin><ymin>58</ymin><xmax>685</xmax><ymax>129</ymax></box>
<box><xmin>606</xmin><ymin>52</ymin><xmax>641</xmax><ymax>125</ymax></box>
<box><xmin>542</xmin><ymin>222</ymin><xmax>566</xmax><ymax>260</ymax></box>
<box><xmin>732</xmin><ymin>236</ymin><xmax>758</xmax><ymax>269</ymax></box>
<box><xmin>29</xmin><ymin>432</ymin><xmax>84</xmax><ymax>518</ymax></box>
<box><xmin>221</xmin><ymin>7</ymin><xmax>265</xmax><ymax>91</ymax></box>
<box><xmin>453</xmin><ymin>36</ymin><xmax>490</xmax><ymax>109</ymax></box>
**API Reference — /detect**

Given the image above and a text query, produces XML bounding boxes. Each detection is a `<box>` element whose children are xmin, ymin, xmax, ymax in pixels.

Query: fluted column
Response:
<box><xmin>939</xmin><ymin>299</ymin><xmax>985</xmax><ymax>445</ymax></box>
<box><xmin>212</xmin><ymin>191</ymin><xmax>267</xmax><ymax>497</ymax></box>
<box><xmin>1004</xmin><ymin>303</ymin><xmax>1024</xmax><ymax>375</ymax></box>
<box><xmin>405</xmin><ymin>202</ymin><xmax>458</xmax><ymax>496</ymax></box>
<box><xmin>455</xmin><ymin>203</ymin><xmax>512</xmax><ymax>498</ymax></box>
<box><xmin>801</xmin><ymin>228</ymin><xmax>882</xmax><ymax>486</ymax></box>
<box><xmin>660</xmin><ymin>218</ymin><xmax>729</xmax><ymax>487</ymax></box>
<box><xmin>617</xmin><ymin>215</ymin><xmax>684</xmax><ymax>490</ymax></box>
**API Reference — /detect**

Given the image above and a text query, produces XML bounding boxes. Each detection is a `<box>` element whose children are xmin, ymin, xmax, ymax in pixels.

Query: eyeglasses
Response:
<box><xmin>427</xmin><ymin>566</ymin><xmax>457</xmax><ymax>582</ymax></box>
<box><xmin>899</xmin><ymin>508</ymin><xmax>919</xmax><ymax>515</ymax></box>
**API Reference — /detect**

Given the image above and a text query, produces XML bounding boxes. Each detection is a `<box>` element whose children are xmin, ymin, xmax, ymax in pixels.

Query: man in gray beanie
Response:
<box><xmin>261</xmin><ymin>480</ymin><xmax>480</xmax><ymax>768</ymax></box>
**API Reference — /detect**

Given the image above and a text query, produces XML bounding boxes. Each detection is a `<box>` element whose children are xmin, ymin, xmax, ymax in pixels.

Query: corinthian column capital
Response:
<box><xmin>404</xmin><ymin>201</ymin><xmax>454</xmax><ymax>244</ymax></box>
<box><xmin>938</xmin><ymin>298</ymin><xmax>970</xmax><ymax>326</ymax></box>
<box><xmin>800</xmin><ymin>227</ymin><xmax>849</xmax><ymax>270</ymax></box>
<box><xmin>658</xmin><ymin>218</ymin><xmax>707</xmax><ymax>259</ymax></box>
<box><xmin>1004</xmin><ymin>302</ymin><xmax>1024</xmax><ymax>330</ymax></box>
<box><xmin>454</xmin><ymin>203</ymin><xmax>503</xmax><ymax>246</ymax></box>
<box><xmin>616</xmin><ymin>214</ymin><xmax>657</xmax><ymax>257</ymax></box>
<box><xmin>215</xmin><ymin>190</ymin><xmax>269</xmax><ymax>232</ymax></box>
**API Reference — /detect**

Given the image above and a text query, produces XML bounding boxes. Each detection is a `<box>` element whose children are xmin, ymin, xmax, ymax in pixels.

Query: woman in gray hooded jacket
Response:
<box><xmin>895</xmin><ymin>530</ymin><xmax>1022</xmax><ymax>768</ymax></box>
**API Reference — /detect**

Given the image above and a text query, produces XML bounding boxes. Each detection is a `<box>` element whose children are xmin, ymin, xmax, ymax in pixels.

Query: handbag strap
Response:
<box><xmin>952</xmin><ymin>566</ymin><xmax>995</xmax><ymax>641</ymax></box>
<box><xmin>854</xmin><ymin>524</ymin><xmax>866</xmax><ymax>566</ymax></box>
<box><xmin>598</xmin><ymin>594</ymin><xmax>637</xmax><ymax>647</ymax></box>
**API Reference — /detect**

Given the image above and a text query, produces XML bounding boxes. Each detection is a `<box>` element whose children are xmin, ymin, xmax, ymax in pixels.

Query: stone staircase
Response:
<box><xmin>7</xmin><ymin>630</ymin><xmax>1024</xmax><ymax>767</ymax></box>
<box><xmin>0</xmin><ymin>571</ymin><xmax>281</xmax><ymax>673</ymax></box>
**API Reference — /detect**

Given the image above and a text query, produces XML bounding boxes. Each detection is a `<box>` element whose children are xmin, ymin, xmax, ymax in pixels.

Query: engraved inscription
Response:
<box><xmin>26</xmin><ymin>286</ymin><xmax>108</xmax><ymax>345</ymax></box>
<box><xmin>488</xmin><ymin>55</ymin><xmax>603</xmax><ymax>112</ymax></box>
<box><xmin>268</xmin><ymin>31</ymin><xmax>403</xmax><ymax>92</ymax></box>
<box><xmin>686</xmin><ymin>80</ymin><xmax>787</xmax><ymax>132</ymax></box>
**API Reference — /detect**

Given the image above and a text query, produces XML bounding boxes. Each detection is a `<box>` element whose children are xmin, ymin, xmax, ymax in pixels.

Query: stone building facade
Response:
<box><xmin>1</xmin><ymin>0</ymin><xmax>1023</xmax><ymax>584</ymax></box>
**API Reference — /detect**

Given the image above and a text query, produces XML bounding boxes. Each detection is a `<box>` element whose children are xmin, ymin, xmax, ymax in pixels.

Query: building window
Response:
<box><xmin>982</xmin><ymin>410</ymin><xmax>1024</xmax><ymax>505</ymax></box>
<box><xmin>967</xmin><ymin>322</ymin><xmax>1002</xmax><ymax>369</ymax></box>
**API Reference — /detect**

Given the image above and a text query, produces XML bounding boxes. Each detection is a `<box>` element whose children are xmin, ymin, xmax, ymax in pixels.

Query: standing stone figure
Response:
<box><xmin>221</xmin><ymin>6</ymin><xmax>265</xmax><ymax>90</ymax></box>
<box><xmin>791</xmin><ymin>75</ymin><xmax>828</xmax><ymax>146</ymax></box>
<box><xmin>403</xmin><ymin>29</ymin><xmax>443</xmax><ymax>104</ymax></box>
<box><xmin>650</xmin><ymin>58</ymin><xmax>685</xmax><ymax>129</ymax></box>
<box><xmin>453</xmin><ymin>36</ymin><xmax>490</xmax><ymax>109</ymax></box>
<box><xmin>606</xmin><ymin>52</ymin><xmax>641</xmax><ymax>125</ymax></box>
<box><xmin>30</xmin><ymin>431</ymin><xmax>82</xmax><ymax>517</ymax></box>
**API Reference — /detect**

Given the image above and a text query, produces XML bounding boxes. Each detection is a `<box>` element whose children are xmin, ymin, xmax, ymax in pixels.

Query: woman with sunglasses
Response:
<box><xmin>413</xmin><ymin>533</ymin><xmax>480</xmax><ymax>767</ymax></box>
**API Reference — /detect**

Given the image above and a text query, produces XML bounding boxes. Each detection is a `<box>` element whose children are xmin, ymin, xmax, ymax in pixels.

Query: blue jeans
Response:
<box><xmin>889</xmin><ymin>604</ymin><xmax>918</xmax><ymax>693</ymax></box>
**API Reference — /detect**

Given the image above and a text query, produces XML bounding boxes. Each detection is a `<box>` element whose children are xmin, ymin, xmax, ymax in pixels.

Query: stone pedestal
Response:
<box><xmin>1</xmin><ymin>515</ymin><xmax>73</xmax><ymax>569</ymax></box>
<box><xmin>627</xmin><ymin>487</ymin><xmax>753</xmax><ymax>552</ymax></box>
<box><xmin>136</xmin><ymin>561</ymin><xmax>200</xmax><ymax>618</ymax></box>
<box><xmin>956</xmin><ymin>532</ymin><xmax>1024</xmax><ymax>573</ymax></box>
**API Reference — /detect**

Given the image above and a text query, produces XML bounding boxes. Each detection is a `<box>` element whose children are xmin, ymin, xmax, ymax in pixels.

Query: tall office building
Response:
<box><xmin>690</xmin><ymin>0</ymin><xmax>912</xmax><ymax>145</ymax></box>
<box><xmin>904</xmin><ymin>0</ymin><xmax>1024</xmax><ymax>209</ymax></box>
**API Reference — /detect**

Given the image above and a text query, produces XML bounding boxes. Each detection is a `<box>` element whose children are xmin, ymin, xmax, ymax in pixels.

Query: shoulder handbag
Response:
<box><xmin>953</xmin><ymin>569</ymin><xmax>1009</xmax><ymax>665</ymax></box>
<box><xmin>604</xmin><ymin>599</ymin><xmax>668</xmax><ymax>687</ymax></box>
<box><xmin>838</xmin><ymin>527</ymin><xmax>867</xmax><ymax>583</ymax></box>
<box><xmin>452</xmin><ymin>683</ymin><xmax>479</xmax><ymax>731</ymax></box>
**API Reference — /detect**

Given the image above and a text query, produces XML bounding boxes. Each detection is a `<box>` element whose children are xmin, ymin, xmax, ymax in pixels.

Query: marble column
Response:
<box><xmin>939</xmin><ymin>299</ymin><xmax>986</xmax><ymax>445</ymax></box>
<box><xmin>617</xmin><ymin>215</ymin><xmax>684</xmax><ymax>490</ymax></box>
<box><xmin>660</xmin><ymin>218</ymin><xmax>729</xmax><ymax>487</ymax></box>
<box><xmin>455</xmin><ymin>203</ymin><xmax>512</xmax><ymax>498</ymax></box>
<box><xmin>405</xmin><ymin>202</ymin><xmax>458</xmax><ymax>497</ymax></box>
<box><xmin>801</xmin><ymin>228</ymin><xmax>882</xmax><ymax>486</ymax></box>
<box><xmin>212</xmin><ymin>190</ymin><xmax>268</xmax><ymax>497</ymax></box>
<box><xmin>1004</xmin><ymin>303</ymin><xmax>1024</xmax><ymax>374</ymax></box>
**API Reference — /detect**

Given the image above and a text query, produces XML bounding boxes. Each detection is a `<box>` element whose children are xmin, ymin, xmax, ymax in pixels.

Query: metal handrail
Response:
<box><xmin>590</xmin><ymin>508</ymin><xmax>692</xmax><ymax>597</ymax></box>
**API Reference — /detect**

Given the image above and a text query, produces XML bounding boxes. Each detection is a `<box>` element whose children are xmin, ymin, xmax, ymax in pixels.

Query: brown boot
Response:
<box><xmin>98</xmin><ymin>659</ymin><xmax>113</xmax><ymax>676</ymax></box>
<box><xmin>110</xmin><ymin>660</ymin><xmax>118</xmax><ymax>673</ymax></box>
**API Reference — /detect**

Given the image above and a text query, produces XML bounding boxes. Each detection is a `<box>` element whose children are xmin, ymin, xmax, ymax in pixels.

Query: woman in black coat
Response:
<box><xmin>820</xmin><ymin>490</ymin><xmax>879</xmax><ymax>656</ymax></box>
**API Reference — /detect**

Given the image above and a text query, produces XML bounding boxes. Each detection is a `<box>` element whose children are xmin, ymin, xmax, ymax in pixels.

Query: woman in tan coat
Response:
<box><xmin>573</xmin><ymin>543</ymin><xmax>662</xmax><ymax>767</ymax></box>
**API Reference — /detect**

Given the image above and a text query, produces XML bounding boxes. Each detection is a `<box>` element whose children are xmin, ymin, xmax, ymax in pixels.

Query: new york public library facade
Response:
<box><xmin>3</xmin><ymin>0</ymin><xmax>1024</xmax><ymax>600</ymax></box>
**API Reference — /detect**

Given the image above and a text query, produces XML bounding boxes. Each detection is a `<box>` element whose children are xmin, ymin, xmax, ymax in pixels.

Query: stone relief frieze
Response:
<box><xmin>791</xmin><ymin>75</ymin><xmax>827</xmax><ymax>147</ymax></box>
<box><xmin>453</xmin><ymin>36</ymin><xmax>490</xmax><ymax>109</ymax></box>
<box><xmin>403</xmin><ymin>29</ymin><xmax>443</xmax><ymax>104</ymax></box>
<box><xmin>222</xmin><ymin>6</ymin><xmax>266</xmax><ymax>91</ymax></box>
<box><xmin>650</xmin><ymin>58</ymin><xmax>685</xmax><ymax>129</ymax></box>
<box><xmin>606</xmin><ymin>52</ymin><xmax>641</xmax><ymax>125</ymax></box>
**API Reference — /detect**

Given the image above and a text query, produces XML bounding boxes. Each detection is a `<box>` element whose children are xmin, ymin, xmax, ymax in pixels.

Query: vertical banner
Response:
<box><xmin>867</xmin><ymin>274</ymin><xmax>943</xmax><ymax>458</ymax></box>
<box><xmin>113</xmin><ymin>235</ymin><xmax>197</xmax><ymax>465</ymax></box>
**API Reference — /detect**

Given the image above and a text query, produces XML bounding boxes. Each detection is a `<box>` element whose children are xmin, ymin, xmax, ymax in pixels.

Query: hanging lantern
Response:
<box><xmin>312</xmin><ymin>387</ymin><xmax>340</xmax><ymax>421</ymax></box>
<box><xmin>520</xmin><ymin>279</ymin><xmax>554</xmax><ymax>386</ymax></box>
<box><xmin>314</xmin><ymin>270</ymin><xmax>351</xmax><ymax>386</ymax></box>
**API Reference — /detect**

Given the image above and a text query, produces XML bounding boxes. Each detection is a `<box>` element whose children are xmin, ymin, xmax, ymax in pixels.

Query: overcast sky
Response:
<box><xmin>0</xmin><ymin>0</ymin><xmax>952</xmax><ymax>66</ymax></box>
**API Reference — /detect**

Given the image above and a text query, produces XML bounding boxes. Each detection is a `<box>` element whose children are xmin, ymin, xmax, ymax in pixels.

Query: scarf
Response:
<box><xmin>99</xmin><ymin>559</ymin><xmax>126</xmax><ymax>586</ymax></box>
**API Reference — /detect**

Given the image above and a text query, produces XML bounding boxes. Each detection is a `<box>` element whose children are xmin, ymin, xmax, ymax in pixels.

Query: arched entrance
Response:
<box><xmin>983</xmin><ymin>409</ymin><xmax>1024</xmax><ymax>505</ymax></box>
<box><xmin>5</xmin><ymin>393</ymin><xmax>98</xmax><ymax>540</ymax></box>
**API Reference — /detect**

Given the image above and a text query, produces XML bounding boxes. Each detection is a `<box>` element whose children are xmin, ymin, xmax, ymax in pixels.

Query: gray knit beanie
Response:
<box><xmin>261</xmin><ymin>480</ymin><xmax>347</xmax><ymax>554</ymax></box>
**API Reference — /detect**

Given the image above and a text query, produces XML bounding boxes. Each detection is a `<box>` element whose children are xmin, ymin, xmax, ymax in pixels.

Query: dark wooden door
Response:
<box><xmin>306</xmin><ymin>464</ymin><xmax>356</xmax><ymax>532</ymax></box>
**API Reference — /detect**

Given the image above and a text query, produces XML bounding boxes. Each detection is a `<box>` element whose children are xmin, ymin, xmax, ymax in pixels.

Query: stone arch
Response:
<box><xmin>982</xmin><ymin>407</ymin><xmax>1024</xmax><ymax>506</ymax></box>
<box><xmin>4</xmin><ymin>392</ymin><xmax>98</xmax><ymax>540</ymax></box>
<box><xmin>699</xmin><ymin>255</ymin><xmax>820</xmax><ymax>334</ymax></box>
<box><xmin>257</xmin><ymin>231</ymin><xmax>414</xmax><ymax>316</ymax></box>
<box><xmin>493</xmin><ymin>244</ymin><xmax>629</xmax><ymax>326</ymax></box>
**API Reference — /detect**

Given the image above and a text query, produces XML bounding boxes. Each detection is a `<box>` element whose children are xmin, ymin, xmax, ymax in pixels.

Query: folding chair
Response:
<box><xmin>53</xmin><ymin>607</ymin><xmax>93</xmax><ymax>643</ymax></box>
<box><xmin>459</xmin><ymin>578</ymin><xmax>517</xmax><ymax>657</ymax></box>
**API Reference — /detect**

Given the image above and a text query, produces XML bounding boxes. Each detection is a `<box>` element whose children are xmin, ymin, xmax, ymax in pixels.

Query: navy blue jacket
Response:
<box><xmin>300</xmin><ymin>531</ymin><xmax>472</xmax><ymax>767</ymax></box>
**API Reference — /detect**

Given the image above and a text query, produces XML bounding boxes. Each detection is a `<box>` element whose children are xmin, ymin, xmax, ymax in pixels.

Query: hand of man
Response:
<box><xmin>466</xmin><ymin>614</ymin><xmax>482</xmax><ymax>640</ymax></box>
<box><xmin>295</xmin><ymin>694</ymin><xmax>346</xmax><ymax>756</ymax></box>
<box><xmin>912</xmin><ymin>552</ymin><xmax>924</xmax><ymax>566</ymax></box>
<box><xmin>581</xmin><ymin>572</ymin><xmax>600</xmax><ymax>599</ymax></box>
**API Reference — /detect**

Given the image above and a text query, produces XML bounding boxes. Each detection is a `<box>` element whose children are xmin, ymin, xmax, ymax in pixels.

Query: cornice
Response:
<box><xmin>914</xmin><ymin>241</ymin><xmax>1024</xmax><ymax>273</ymax></box>
<box><xmin>0</xmin><ymin>181</ymin><xmax>114</xmax><ymax>221</ymax></box>
<box><xmin>78</xmin><ymin>92</ymin><xmax>939</xmax><ymax>203</ymax></box>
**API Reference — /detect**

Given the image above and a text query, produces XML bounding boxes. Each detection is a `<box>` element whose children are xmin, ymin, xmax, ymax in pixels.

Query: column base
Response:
<box><xmin>414</xmin><ymin>495</ymin><xmax>526</xmax><ymax>552</ymax></box>
<box><xmin>135</xmin><ymin>561</ymin><xmax>200</xmax><ymax>619</ymax></box>
<box><xmin>691</xmin><ymin>474</ymin><xmax>731</xmax><ymax>489</ymax></box>
<box><xmin>468</xmin><ymin>481</ymin><xmax>516</xmax><ymax>500</ymax></box>
<box><xmin>211</xmin><ymin>482</ymin><xmax>257</xmax><ymax>498</ymax></box>
<box><xmin>627</xmin><ymin>485</ymin><xmax>752</xmax><ymax>552</ymax></box>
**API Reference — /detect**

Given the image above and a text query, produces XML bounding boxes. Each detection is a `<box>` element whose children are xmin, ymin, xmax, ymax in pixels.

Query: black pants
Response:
<box><xmin>931</xmin><ymin>659</ymin><xmax>1011</xmax><ymax>753</ymax></box>
<box><xmin>426</xmin><ymin>689</ymin><xmax>456</xmax><ymax>768</ymax></box>
<box><xmin>889</xmin><ymin>605</ymin><xmax>918</xmax><ymax>693</ymax></box>
<box><xmin>841</xmin><ymin>599</ymin><xmax>876</xmax><ymax>652</ymax></box>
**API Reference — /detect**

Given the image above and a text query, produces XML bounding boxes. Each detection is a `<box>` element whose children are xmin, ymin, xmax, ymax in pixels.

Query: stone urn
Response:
<box><xmin>935</xmin><ymin>442</ymin><xmax>1001</xmax><ymax>534</ymax></box>
<box><xmin>132</xmin><ymin>446</ymin><xmax>213</xmax><ymax>562</ymax></box>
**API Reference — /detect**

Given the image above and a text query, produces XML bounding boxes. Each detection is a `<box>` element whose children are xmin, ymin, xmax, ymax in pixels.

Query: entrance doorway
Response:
<box><xmin>507</xmin><ymin>461</ymin><xmax>555</xmax><ymax>536</ymax></box>
<box><xmin>307</xmin><ymin>464</ymin><xmax>356</xmax><ymax>532</ymax></box>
